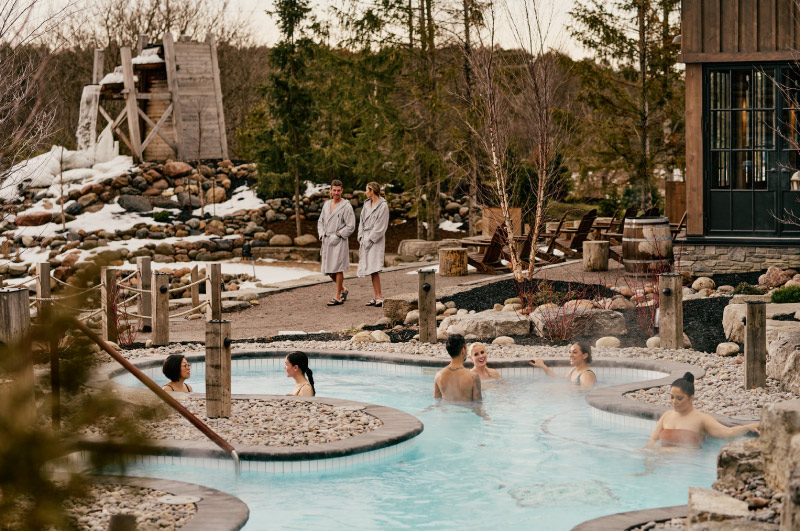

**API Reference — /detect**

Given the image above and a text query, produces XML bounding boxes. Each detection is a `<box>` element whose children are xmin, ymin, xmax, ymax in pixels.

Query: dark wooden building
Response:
<box><xmin>679</xmin><ymin>0</ymin><xmax>800</xmax><ymax>273</ymax></box>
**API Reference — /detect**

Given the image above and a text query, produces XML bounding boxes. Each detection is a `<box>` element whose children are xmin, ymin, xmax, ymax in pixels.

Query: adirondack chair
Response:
<box><xmin>465</xmin><ymin>224</ymin><xmax>510</xmax><ymax>274</ymax></box>
<box><xmin>522</xmin><ymin>213</ymin><xmax>569</xmax><ymax>266</ymax></box>
<box><xmin>642</xmin><ymin>206</ymin><xmax>660</xmax><ymax>217</ymax></box>
<box><xmin>551</xmin><ymin>209</ymin><xmax>597</xmax><ymax>258</ymax></box>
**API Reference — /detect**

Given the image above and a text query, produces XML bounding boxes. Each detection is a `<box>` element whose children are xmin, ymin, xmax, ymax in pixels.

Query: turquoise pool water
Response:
<box><xmin>113</xmin><ymin>358</ymin><xmax>729</xmax><ymax>530</ymax></box>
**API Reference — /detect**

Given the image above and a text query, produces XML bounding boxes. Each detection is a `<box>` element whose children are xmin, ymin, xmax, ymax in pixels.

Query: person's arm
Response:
<box><xmin>369</xmin><ymin>202</ymin><xmax>390</xmax><ymax>244</ymax></box>
<box><xmin>529</xmin><ymin>358</ymin><xmax>560</xmax><ymax>378</ymax></box>
<box><xmin>357</xmin><ymin>208</ymin><xmax>364</xmax><ymax>243</ymax></box>
<box><xmin>645</xmin><ymin>412</ymin><xmax>667</xmax><ymax>447</ymax></box>
<box><xmin>701</xmin><ymin>414</ymin><xmax>760</xmax><ymax>439</ymax></box>
<box><xmin>318</xmin><ymin>204</ymin><xmax>326</xmax><ymax>240</ymax></box>
<box><xmin>473</xmin><ymin>373</ymin><xmax>482</xmax><ymax>401</ymax></box>
<box><xmin>339</xmin><ymin>204</ymin><xmax>356</xmax><ymax>239</ymax></box>
<box><xmin>579</xmin><ymin>371</ymin><xmax>597</xmax><ymax>389</ymax></box>
<box><xmin>433</xmin><ymin>374</ymin><xmax>442</xmax><ymax>399</ymax></box>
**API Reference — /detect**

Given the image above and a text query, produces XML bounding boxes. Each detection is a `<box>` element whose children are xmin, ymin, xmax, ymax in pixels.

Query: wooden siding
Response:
<box><xmin>142</xmin><ymin>72</ymin><xmax>176</xmax><ymax>161</ymax></box>
<box><xmin>681</xmin><ymin>0</ymin><xmax>800</xmax><ymax>62</ymax></box>
<box><xmin>685</xmin><ymin>64</ymin><xmax>703</xmax><ymax>236</ymax></box>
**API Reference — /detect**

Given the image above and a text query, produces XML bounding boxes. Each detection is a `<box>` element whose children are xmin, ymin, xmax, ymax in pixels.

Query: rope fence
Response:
<box><xmin>169</xmin><ymin>300</ymin><xmax>209</xmax><ymax>319</ymax></box>
<box><xmin>168</xmin><ymin>276</ymin><xmax>208</xmax><ymax>293</ymax></box>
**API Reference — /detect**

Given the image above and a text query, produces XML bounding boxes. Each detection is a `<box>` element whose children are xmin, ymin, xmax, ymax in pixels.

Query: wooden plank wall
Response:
<box><xmin>173</xmin><ymin>42</ymin><xmax>226</xmax><ymax>160</ymax></box>
<box><xmin>682</xmin><ymin>0</ymin><xmax>800</xmax><ymax>61</ymax></box>
<box><xmin>685</xmin><ymin>64</ymin><xmax>703</xmax><ymax>236</ymax></box>
<box><xmin>142</xmin><ymin>71</ymin><xmax>176</xmax><ymax>161</ymax></box>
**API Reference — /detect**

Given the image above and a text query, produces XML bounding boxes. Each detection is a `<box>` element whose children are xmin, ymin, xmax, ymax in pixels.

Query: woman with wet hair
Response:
<box><xmin>468</xmin><ymin>342</ymin><xmax>500</xmax><ymax>380</ymax></box>
<box><xmin>529</xmin><ymin>342</ymin><xmax>596</xmax><ymax>389</ymax></box>
<box><xmin>162</xmin><ymin>354</ymin><xmax>192</xmax><ymax>393</ymax></box>
<box><xmin>646</xmin><ymin>372</ymin><xmax>759</xmax><ymax>448</ymax></box>
<box><xmin>284</xmin><ymin>351</ymin><xmax>315</xmax><ymax>396</ymax></box>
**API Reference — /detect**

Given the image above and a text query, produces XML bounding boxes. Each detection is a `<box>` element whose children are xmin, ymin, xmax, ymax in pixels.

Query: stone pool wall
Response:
<box><xmin>676</xmin><ymin>243</ymin><xmax>800</xmax><ymax>275</ymax></box>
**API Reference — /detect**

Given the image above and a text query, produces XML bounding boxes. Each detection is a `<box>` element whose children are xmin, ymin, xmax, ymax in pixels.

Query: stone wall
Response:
<box><xmin>676</xmin><ymin>243</ymin><xmax>800</xmax><ymax>275</ymax></box>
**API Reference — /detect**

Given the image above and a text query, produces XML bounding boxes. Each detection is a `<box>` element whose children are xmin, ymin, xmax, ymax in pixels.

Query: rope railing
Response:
<box><xmin>168</xmin><ymin>276</ymin><xmax>208</xmax><ymax>293</ymax></box>
<box><xmin>120</xmin><ymin>293</ymin><xmax>139</xmax><ymax>306</ymax></box>
<box><xmin>50</xmin><ymin>275</ymin><xmax>103</xmax><ymax>292</ymax></box>
<box><xmin>15</xmin><ymin>275</ymin><xmax>39</xmax><ymax>287</ymax></box>
<box><xmin>169</xmin><ymin>300</ymin><xmax>208</xmax><ymax>319</ymax></box>
<box><xmin>121</xmin><ymin>310</ymin><xmax>149</xmax><ymax>319</ymax></box>
<box><xmin>120</xmin><ymin>285</ymin><xmax>150</xmax><ymax>294</ymax></box>
<box><xmin>118</xmin><ymin>270</ymin><xmax>138</xmax><ymax>283</ymax></box>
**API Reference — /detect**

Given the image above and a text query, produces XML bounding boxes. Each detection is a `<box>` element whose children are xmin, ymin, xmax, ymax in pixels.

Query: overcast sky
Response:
<box><xmin>226</xmin><ymin>0</ymin><xmax>588</xmax><ymax>58</ymax></box>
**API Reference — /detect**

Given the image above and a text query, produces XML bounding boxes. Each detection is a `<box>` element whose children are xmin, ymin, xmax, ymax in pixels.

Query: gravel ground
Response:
<box><xmin>63</xmin><ymin>484</ymin><xmax>196</xmax><ymax>530</ymax></box>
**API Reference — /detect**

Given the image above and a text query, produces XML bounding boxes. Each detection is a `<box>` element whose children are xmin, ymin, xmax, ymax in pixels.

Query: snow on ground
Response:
<box><xmin>192</xmin><ymin>185</ymin><xmax>264</xmax><ymax>217</ymax></box>
<box><xmin>12</xmin><ymin>202</ymin><xmax>157</xmax><ymax>239</ymax></box>
<box><xmin>145</xmin><ymin>260</ymin><xmax>315</xmax><ymax>284</ymax></box>
<box><xmin>407</xmin><ymin>264</ymin><xmax>477</xmax><ymax>274</ymax></box>
<box><xmin>421</xmin><ymin>220</ymin><xmax>465</xmax><ymax>232</ymax></box>
<box><xmin>304</xmin><ymin>181</ymin><xmax>329</xmax><ymax>197</ymax></box>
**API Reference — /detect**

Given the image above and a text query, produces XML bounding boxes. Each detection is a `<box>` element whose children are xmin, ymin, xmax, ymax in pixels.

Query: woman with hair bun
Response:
<box><xmin>646</xmin><ymin>372</ymin><xmax>759</xmax><ymax>448</ymax></box>
<box><xmin>284</xmin><ymin>351</ymin><xmax>316</xmax><ymax>396</ymax></box>
<box><xmin>529</xmin><ymin>342</ymin><xmax>596</xmax><ymax>389</ymax></box>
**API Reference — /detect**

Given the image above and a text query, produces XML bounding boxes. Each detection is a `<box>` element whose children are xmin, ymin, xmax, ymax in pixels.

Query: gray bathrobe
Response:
<box><xmin>357</xmin><ymin>197</ymin><xmax>389</xmax><ymax>277</ymax></box>
<box><xmin>318</xmin><ymin>198</ymin><xmax>356</xmax><ymax>274</ymax></box>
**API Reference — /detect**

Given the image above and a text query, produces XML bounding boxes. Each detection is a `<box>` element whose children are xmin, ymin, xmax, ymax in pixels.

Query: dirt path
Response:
<box><xmin>135</xmin><ymin>260</ymin><xmax>629</xmax><ymax>343</ymax></box>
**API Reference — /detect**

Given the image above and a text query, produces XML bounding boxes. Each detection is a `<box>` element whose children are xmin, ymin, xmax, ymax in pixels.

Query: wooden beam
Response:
<box><xmin>135</xmin><ymin>93</ymin><xmax>172</xmax><ymax>100</ymax></box>
<box><xmin>92</xmin><ymin>49</ymin><xmax>105</xmax><ymax>84</ymax></box>
<box><xmin>680</xmin><ymin>51</ymin><xmax>800</xmax><ymax>63</ymax></box>
<box><xmin>162</xmin><ymin>33</ymin><xmax>186</xmax><ymax>160</ymax></box>
<box><xmin>139</xmin><ymin>103</ymin><xmax>178</xmax><ymax>153</ymax></box>
<box><xmin>206</xmin><ymin>34</ymin><xmax>229</xmax><ymax>160</ymax></box>
<box><xmin>685</xmin><ymin>64</ymin><xmax>703</xmax><ymax>236</ymax></box>
<box><xmin>136</xmin><ymin>34</ymin><xmax>148</xmax><ymax>55</ymax></box>
<box><xmin>120</xmin><ymin>47</ymin><xmax>143</xmax><ymax>162</ymax></box>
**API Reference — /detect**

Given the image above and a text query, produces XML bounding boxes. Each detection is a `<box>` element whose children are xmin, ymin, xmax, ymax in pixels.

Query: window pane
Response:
<box><xmin>782</xmin><ymin>65</ymin><xmax>800</xmax><ymax>110</ymax></box>
<box><xmin>711</xmin><ymin>151</ymin><xmax>729</xmax><ymax>188</ymax></box>
<box><xmin>754</xmin><ymin>111</ymin><xmax>774</xmax><ymax>149</ymax></box>
<box><xmin>732</xmin><ymin>110</ymin><xmax>751</xmax><ymax>149</ymax></box>
<box><xmin>733</xmin><ymin>151</ymin><xmax>754</xmax><ymax>189</ymax></box>
<box><xmin>732</xmin><ymin>70</ymin><xmax>751</xmax><ymax>108</ymax></box>
<box><xmin>754</xmin><ymin>69</ymin><xmax>775</xmax><ymax>109</ymax></box>
<box><xmin>710</xmin><ymin>71</ymin><xmax>730</xmax><ymax>109</ymax></box>
<box><xmin>711</xmin><ymin>111</ymin><xmax>730</xmax><ymax>148</ymax></box>
<box><xmin>753</xmin><ymin>151</ymin><xmax>768</xmax><ymax>190</ymax></box>
<box><xmin>782</xmin><ymin>109</ymin><xmax>800</xmax><ymax>149</ymax></box>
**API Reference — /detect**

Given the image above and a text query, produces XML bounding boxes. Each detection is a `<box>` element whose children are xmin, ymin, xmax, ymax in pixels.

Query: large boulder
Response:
<box><xmin>687</xmin><ymin>487</ymin><xmax>749</xmax><ymax>526</ymax></box>
<box><xmin>397</xmin><ymin>238</ymin><xmax>463</xmax><ymax>258</ymax></box>
<box><xmin>724</xmin><ymin>303</ymin><xmax>800</xmax><ymax>343</ymax></box>
<box><xmin>163</xmin><ymin>161</ymin><xmax>193</xmax><ymax>178</ymax></box>
<box><xmin>761</xmin><ymin>400</ymin><xmax>800</xmax><ymax>493</ymax></box>
<box><xmin>713</xmin><ymin>438</ymin><xmax>764</xmax><ymax>491</ymax></box>
<box><xmin>767</xmin><ymin>332</ymin><xmax>800</xmax><ymax>394</ymax></box>
<box><xmin>269</xmin><ymin>234</ymin><xmax>293</xmax><ymax>246</ymax></box>
<box><xmin>529</xmin><ymin>308</ymin><xmax>627</xmax><ymax>338</ymax></box>
<box><xmin>118</xmin><ymin>194</ymin><xmax>153</xmax><ymax>212</ymax></box>
<box><xmin>761</xmin><ymin>266</ymin><xmax>791</xmax><ymax>288</ymax></box>
<box><xmin>206</xmin><ymin>186</ymin><xmax>227</xmax><ymax>204</ymax></box>
<box><xmin>692</xmin><ymin>276</ymin><xmax>716</xmax><ymax>291</ymax></box>
<box><xmin>294</xmin><ymin>234</ymin><xmax>318</xmax><ymax>247</ymax></box>
<box><xmin>438</xmin><ymin>309</ymin><xmax>531</xmax><ymax>339</ymax></box>
<box><xmin>14</xmin><ymin>212</ymin><xmax>52</xmax><ymax>226</ymax></box>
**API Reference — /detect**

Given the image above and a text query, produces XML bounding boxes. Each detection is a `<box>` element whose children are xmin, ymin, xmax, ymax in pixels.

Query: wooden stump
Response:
<box><xmin>438</xmin><ymin>248</ymin><xmax>468</xmax><ymax>276</ymax></box>
<box><xmin>418</xmin><ymin>269</ymin><xmax>437</xmax><ymax>344</ymax></box>
<box><xmin>0</xmin><ymin>288</ymin><xmax>33</xmax><ymax>420</ymax></box>
<box><xmin>582</xmin><ymin>241</ymin><xmax>609</xmax><ymax>271</ymax></box>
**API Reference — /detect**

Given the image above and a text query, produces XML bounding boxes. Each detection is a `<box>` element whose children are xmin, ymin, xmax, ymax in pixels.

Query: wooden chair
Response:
<box><xmin>602</xmin><ymin>205</ymin><xmax>638</xmax><ymax>246</ymax></box>
<box><xmin>551</xmin><ymin>209</ymin><xmax>597</xmax><ymax>259</ymax></box>
<box><xmin>529</xmin><ymin>213</ymin><xmax>569</xmax><ymax>265</ymax></box>
<box><xmin>465</xmin><ymin>224</ymin><xmax>510</xmax><ymax>274</ymax></box>
<box><xmin>642</xmin><ymin>206</ymin><xmax>660</xmax><ymax>217</ymax></box>
<box><xmin>671</xmin><ymin>211</ymin><xmax>687</xmax><ymax>241</ymax></box>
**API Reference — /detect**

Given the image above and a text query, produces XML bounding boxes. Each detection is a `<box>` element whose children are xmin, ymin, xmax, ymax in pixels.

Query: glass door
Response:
<box><xmin>779</xmin><ymin>65</ymin><xmax>800</xmax><ymax>235</ymax></box>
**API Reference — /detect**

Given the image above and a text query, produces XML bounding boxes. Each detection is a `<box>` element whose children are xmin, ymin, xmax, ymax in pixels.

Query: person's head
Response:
<box><xmin>330</xmin><ymin>180</ymin><xmax>343</xmax><ymax>201</ymax></box>
<box><xmin>446</xmin><ymin>334</ymin><xmax>466</xmax><ymax>359</ymax></box>
<box><xmin>366</xmin><ymin>182</ymin><xmax>382</xmax><ymax>199</ymax></box>
<box><xmin>670</xmin><ymin>372</ymin><xmax>695</xmax><ymax>412</ymax></box>
<box><xmin>469</xmin><ymin>342</ymin><xmax>488</xmax><ymax>367</ymax></box>
<box><xmin>162</xmin><ymin>354</ymin><xmax>190</xmax><ymax>382</ymax></box>
<box><xmin>568</xmin><ymin>343</ymin><xmax>592</xmax><ymax>366</ymax></box>
<box><xmin>285</xmin><ymin>351</ymin><xmax>315</xmax><ymax>394</ymax></box>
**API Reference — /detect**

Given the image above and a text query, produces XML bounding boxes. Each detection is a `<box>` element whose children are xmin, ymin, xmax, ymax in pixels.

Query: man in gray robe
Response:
<box><xmin>317</xmin><ymin>179</ymin><xmax>355</xmax><ymax>306</ymax></box>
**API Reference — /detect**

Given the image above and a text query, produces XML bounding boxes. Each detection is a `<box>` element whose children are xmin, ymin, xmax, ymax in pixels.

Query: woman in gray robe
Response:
<box><xmin>357</xmin><ymin>182</ymin><xmax>390</xmax><ymax>307</ymax></box>
<box><xmin>317</xmin><ymin>180</ymin><xmax>356</xmax><ymax>306</ymax></box>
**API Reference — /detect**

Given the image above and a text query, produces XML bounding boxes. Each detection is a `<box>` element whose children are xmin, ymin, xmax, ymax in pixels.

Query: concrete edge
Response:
<box><xmin>89</xmin><ymin>474</ymin><xmax>249</xmax><ymax>531</ymax></box>
<box><xmin>571</xmin><ymin>504</ymin><xmax>687</xmax><ymax>531</ymax></box>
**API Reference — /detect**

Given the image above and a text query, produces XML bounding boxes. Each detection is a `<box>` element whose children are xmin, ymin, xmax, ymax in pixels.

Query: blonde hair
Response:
<box><xmin>366</xmin><ymin>182</ymin><xmax>382</xmax><ymax>197</ymax></box>
<box><xmin>468</xmin><ymin>342</ymin><xmax>487</xmax><ymax>357</ymax></box>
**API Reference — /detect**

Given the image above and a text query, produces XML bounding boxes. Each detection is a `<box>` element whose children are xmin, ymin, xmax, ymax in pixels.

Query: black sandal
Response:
<box><xmin>341</xmin><ymin>290</ymin><xmax>349</xmax><ymax>301</ymax></box>
<box><xmin>327</xmin><ymin>299</ymin><xmax>344</xmax><ymax>306</ymax></box>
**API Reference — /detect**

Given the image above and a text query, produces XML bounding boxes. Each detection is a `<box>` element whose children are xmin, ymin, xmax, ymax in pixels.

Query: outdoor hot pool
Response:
<box><xmin>112</xmin><ymin>357</ymin><xmax>731</xmax><ymax>529</ymax></box>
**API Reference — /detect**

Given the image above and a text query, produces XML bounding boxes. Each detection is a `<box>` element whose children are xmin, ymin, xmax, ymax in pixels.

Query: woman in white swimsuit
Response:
<box><xmin>284</xmin><ymin>351</ymin><xmax>316</xmax><ymax>396</ymax></box>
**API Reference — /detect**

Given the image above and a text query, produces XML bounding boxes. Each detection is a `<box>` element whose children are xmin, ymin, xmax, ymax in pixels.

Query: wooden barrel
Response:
<box><xmin>622</xmin><ymin>217</ymin><xmax>673</xmax><ymax>276</ymax></box>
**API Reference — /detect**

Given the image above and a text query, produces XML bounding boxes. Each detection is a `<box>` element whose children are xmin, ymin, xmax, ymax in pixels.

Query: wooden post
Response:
<box><xmin>136</xmin><ymin>34</ymin><xmax>148</xmax><ymax>55</ymax></box>
<box><xmin>205</xmin><ymin>320</ymin><xmax>231</xmax><ymax>418</ymax></box>
<box><xmin>206</xmin><ymin>263</ymin><xmax>222</xmax><ymax>321</ymax></box>
<box><xmin>152</xmin><ymin>272</ymin><xmax>170</xmax><ymax>346</ymax></box>
<box><xmin>36</xmin><ymin>262</ymin><xmax>51</xmax><ymax>317</ymax></box>
<box><xmin>205</xmin><ymin>34</ymin><xmax>229</xmax><ymax>160</ymax></box>
<box><xmin>191</xmin><ymin>265</ymin><xmax>201</xmax><ymax>314</ymax></box>
<box><xmin>658</xmin><ymin>273</ymin><xmax>683</xmax><ymax>349</ymax></box>
<box><xmin>162</xmin><ymin>33</ymin><xmax>186</xmax><ymax>160</ymax></box>
<box><xmin>438</xmin><ymin>248</ymin><xmax>468</xmax><ymax>276</ymax></box>
<box><xmin>101</xmin><ymin>267</ymin><xmax>118</xmax><ymax>343</ymax></box>
<box><xmin>119</xmin><ymin>47</ymin><xmax>143</xmax><ymax>162</ymax></box>
<box><xmin>0</xmin><ymin>288</ymin><xmax>33</xmax><ymax>419</ymax></box>
<box><xmin>136</xmin><ymin>257</ymin><xmax>152</xmax><ymax>331</ymax></box>
<box><xmin>92</xmin><ymin>49</ymin><xmax>105</xmax><ymax>85</ymax></box>
<box><xmin>582</xmin><ymin>241</ymin><xmax>609</xmax><ymax>272</ymax></box>
<box><xmin>744</xmin><ymin>301</ymin><xmax>767</xmax><ymax>389</ymax></box>
<box><xmin>418</xmin><ymin>269</ymin><xmax>436</xmax><ymax>344</ymax></box>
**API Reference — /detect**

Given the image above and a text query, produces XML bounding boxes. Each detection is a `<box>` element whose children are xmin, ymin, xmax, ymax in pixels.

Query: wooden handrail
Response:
<box><xmin>70</xmin><ymin>318</ymin><xmax>240</xmax><ymax>473</ymax></box>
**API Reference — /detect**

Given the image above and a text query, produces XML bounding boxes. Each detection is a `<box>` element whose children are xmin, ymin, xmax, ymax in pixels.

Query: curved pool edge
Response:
<box><xmin>89</xmin><ymin>474</ymin><xmax>250</xmax><ymax>531</ymax></box>
<box><xmin>571</xmin><ymin>504</ymin><xmax>686</xmax><ymax>531</ymax></box>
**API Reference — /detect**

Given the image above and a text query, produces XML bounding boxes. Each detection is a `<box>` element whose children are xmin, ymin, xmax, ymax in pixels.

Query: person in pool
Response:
<box><xmin>284</xmin><ymin>351</ymin><xmax>315</xmax><ymax>396</ymax></box>
<box><xmin>529</xmin><ymin>342</ymin><xmax>596</xmax><ymax>389</ymax></box>
<box><xmin>162</xmin><ymin>354</ymin><xmax>192</xmax><ymax>393</ymax></box>
<box><xmin>646</xmin><ymin>372</ymin><xmax>759</xmax><ymax>448</ymax></box>
<box><xmin>469</xmin><ymin>342</ymin><xmax>501</xmax><ymax>380</ymax></box>
<box><xmin>434</xmin><ymin>334</ymin><xmax>482</xmax><ymax>401</ymax></box>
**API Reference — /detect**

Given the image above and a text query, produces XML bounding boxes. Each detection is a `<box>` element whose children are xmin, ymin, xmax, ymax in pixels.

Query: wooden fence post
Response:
<box><xmin>658</xmin><ymin>273</ymin><xmax>683</xmax><ymax>349</ymax></box>
<box><xmin>0</xmin><ymin>288</ymin><xmax>34</xmax><ymax>419</ymax></box>
<box><xmin>418</xmin><ymin>269</ymin><xmax>436</xmax><ymax>344</ymax></box>
<box><xmin>206</xmin><ymin>320</ymin><xmax>231</xmax><ymax>418</ymax></box>
<box><xmin>136</xmin><ymin>257</ymin><xmax>152</xmax><ymax>331</ymax></box>
<box><xmin>152</xmin><ymin>272</ymin><xmax>170</xmax><ymax>346</ymax></box>
<box><xmin>744</xmin><ymin>301</ymin><xmax>767</xmax><ymax>389</ymax></box>
<box><xmin>101</xmin><ymin>267</ymin><xmax>118</xmax><ymax>343</ymax></box>
<box><xmin>206</xmin><ymin>263</ymin><xmax>222</xmax><ymax>321</ymax></box>
<box><xmin>191</xmin><ymin>265</ymin><xmax>201</xmax><ymax>314</ymax></box>
<box><xmin>36</xmin><ymin>262</ymin><xmax>51</xmax><ymax>317</ymax></box>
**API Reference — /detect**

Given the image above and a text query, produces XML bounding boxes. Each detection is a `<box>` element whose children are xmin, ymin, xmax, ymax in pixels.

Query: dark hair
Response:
<box><xmin>574</xmin><ymin>342</ymin><xmax>592</xmax><ymax>364</ymax></box>
<box><xmin>162</xmin><ymin>354</ymin><xmax>185</xmax><ymax>382</ymax></box>
<box><xmin>671</xmin><ymin>371</ymin><xmax>695</xmax><ymax>396</ymax></box>
<box><xmin>446</xmin><ymin>334</ymin><xmax>466</xmax><ymax>358</ymax></box>
<box><xmin>287</xmin><ymin>351</ymin><xmax>315</xmax><ymax>395</ymax></box>
<box><xmin>331</xmin><ymin>179</ymin><xmax>343</xmax><ymax>188</ymax></box>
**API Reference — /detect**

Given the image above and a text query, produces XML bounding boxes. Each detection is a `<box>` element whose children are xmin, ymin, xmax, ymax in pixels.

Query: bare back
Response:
<box><xmin>434</xmin><ymin>367</ymin><xmax>482</xmax><ymax>401</ymax></box>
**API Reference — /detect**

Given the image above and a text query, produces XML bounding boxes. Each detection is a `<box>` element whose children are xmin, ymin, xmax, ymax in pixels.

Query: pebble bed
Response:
<box><xmin>62</xmin><ymin>484</ymin><xmax>196</xmax><ymax>530</ymax></box>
